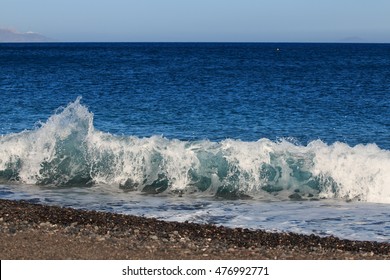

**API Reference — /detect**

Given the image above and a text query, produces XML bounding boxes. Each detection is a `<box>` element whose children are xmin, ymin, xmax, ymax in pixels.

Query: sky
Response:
<box><xmin>1</xmin><ymin>0</ymin><xmax>390</xmax><ymax>42</ymax></box>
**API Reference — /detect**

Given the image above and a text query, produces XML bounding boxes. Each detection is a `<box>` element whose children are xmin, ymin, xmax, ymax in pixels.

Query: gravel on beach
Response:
<box><xmin>1</xmin><ymin>199</ymin><xmax>389</xmax><ymax>260</ymax></box>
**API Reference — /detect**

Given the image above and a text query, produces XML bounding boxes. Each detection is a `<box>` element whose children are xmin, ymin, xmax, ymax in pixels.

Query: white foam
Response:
<box><xmin>311</xmin><ymin>141</ymin><xmax>390</xmax><ymax>203</ymax></box>
<box><xmin>1</xmin><ymin>98</ymin><xmax>390</xmax><ymax>203</ymax></box>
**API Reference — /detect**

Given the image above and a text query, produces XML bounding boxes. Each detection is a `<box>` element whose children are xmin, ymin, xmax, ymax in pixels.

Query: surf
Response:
<box><xmin>1</xmin><ymin>97</ymin><xmax>389</xmax><ymax>203</ymax></box>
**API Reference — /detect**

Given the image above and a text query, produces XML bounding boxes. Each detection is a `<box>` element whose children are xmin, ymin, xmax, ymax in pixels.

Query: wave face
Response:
<box><xmin>1</xmin><ymin>98</ymin><xmax>389</xmax><ymax>203</ymax></box>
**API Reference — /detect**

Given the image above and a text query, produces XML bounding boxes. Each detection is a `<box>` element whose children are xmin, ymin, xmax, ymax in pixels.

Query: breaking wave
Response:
<box><xmin>1</xmin><ymin>97</ymin><xmax>389</xmax><ymax>203</ymax></box>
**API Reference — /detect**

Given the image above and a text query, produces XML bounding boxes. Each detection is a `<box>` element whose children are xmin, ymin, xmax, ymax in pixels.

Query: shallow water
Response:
<box><xmin>1</xmin><ymin>183</ymin><xmax>390</xmax><ymax>242</ymax></box>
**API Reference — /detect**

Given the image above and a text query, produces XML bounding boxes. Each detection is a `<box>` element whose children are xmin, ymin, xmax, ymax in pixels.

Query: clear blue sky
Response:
<box><xmin>1</xmin><ymin>0</ymin><xmax>389</xmax><ymax>42</ymax></box>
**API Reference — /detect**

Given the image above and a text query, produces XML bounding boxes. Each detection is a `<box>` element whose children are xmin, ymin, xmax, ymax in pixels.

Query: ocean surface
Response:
<box><xmin>0</xmin><ymin>43</ymin><xmax>389</xmax><ymax>242</ymax></box>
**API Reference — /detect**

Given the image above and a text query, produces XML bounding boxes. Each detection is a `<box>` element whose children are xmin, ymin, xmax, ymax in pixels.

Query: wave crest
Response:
<box><xmin>1</xmin><ymin>98</ymin><xmax>389</xmax><ymax>203</ymax></box>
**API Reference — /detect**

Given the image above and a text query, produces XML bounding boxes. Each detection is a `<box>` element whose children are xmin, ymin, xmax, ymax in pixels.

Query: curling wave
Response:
<box><xmin>1</xmin><ymin>97</ymin><xmax>389</xmax><ymax>203</ymax></box>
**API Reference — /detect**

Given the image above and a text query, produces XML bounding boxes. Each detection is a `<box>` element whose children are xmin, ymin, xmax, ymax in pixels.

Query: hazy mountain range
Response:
<box><xmin>0</xmin><ymin>28</ymin><xmax>53</xmax><ymax>42</ymax></box>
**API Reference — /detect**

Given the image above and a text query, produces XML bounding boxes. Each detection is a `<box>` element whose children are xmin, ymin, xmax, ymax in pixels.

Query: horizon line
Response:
<box><xmin>1</xmin><ymin>41</ymin><xmax>390</xmax><ymax>44</ymax></box>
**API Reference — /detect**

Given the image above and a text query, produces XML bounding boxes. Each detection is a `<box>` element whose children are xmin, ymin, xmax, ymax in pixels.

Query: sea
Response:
<box><xmin>0</xmin><ymin>43</ymin><xmax>389</xmax><ymax>242</ymax></box>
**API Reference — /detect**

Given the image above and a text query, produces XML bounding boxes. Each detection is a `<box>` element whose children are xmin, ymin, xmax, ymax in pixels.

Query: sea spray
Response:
<box><xmin>0</xmin><ymin>98</ymin><xmax>389</xmax><ymax>203</ymax></box>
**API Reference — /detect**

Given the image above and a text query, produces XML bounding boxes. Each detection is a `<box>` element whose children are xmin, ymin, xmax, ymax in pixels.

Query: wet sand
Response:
<box><xmin>1</xmin><ymin>199</ymin><xmax>389</xmax><ymax>259</ymax></box>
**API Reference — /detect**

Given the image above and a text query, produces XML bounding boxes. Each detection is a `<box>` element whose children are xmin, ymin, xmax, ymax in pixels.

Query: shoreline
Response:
<box><xmin>1</xmin><ymin>199</ymin><xmax>389</xmax><ymax>259</ymax></box>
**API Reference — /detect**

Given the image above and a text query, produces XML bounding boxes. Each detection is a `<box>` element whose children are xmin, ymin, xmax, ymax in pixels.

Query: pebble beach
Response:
<box><xmin>1</xmin><ymin>199</ymin><xmax>389</xmax><ymax>260</ymax></box>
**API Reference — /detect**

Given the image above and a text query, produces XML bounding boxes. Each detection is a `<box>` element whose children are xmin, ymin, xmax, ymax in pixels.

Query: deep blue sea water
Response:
<box><xmin>0</xmin><ymin>43</ymin><xmax>389</xmax><ymax>241</ymax></box>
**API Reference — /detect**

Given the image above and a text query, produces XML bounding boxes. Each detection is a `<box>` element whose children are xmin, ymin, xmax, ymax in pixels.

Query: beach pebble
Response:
<box><xmin>1</xmin><ymin>199</ymin><xmax>389</xmax><ymax>260</ymax></box>
<box><xmin>39</xmin><ymin>222</ymin><xmax>52</xmax><ymax>228</ymax></box>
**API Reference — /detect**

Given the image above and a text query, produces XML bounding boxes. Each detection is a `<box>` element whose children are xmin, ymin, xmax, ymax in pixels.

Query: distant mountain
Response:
<box><xmin>0</xmin><ymin>28</ymin><xmax>53</xmax><ymax>42</ymax></box>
